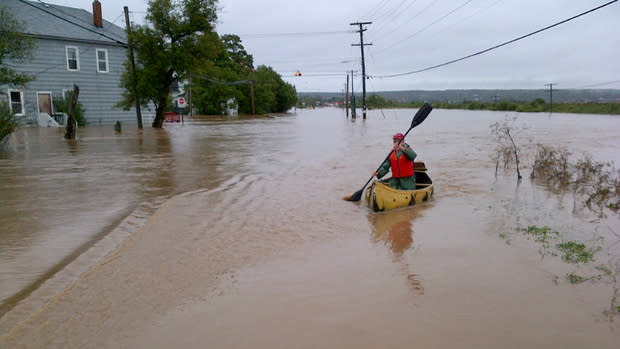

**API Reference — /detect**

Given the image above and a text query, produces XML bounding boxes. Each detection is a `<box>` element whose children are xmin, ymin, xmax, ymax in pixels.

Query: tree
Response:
<box><xmin>118</xmin><ymin>0</ymin><xmax>220</xmax><ymax>128</ymax></box>
<box><xmin>1</xmin><ymin>6</ymin><xmax>35</xmax><ymax>142</ymax></box>
<box><xmin>249</xmin><ymin>65</ymin><xmax>297</xmax><ymax>114</ymax></box>
<box><xmin>0</xmin><ymin>6</ymin><xmax>35</xmax><ymax>88</ymax></box>
<box><xmin>191</xmin><ymin>34</ymin><xmax>255</xmax><ymax>115</ymax></box>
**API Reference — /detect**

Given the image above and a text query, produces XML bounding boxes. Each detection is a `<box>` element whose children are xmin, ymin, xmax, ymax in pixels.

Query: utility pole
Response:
<box><xmin>350</xmin><ymin>70</ymin><xmax>356</xmax><ymax>118</ymax></box>
<box><xmin>350</xmin><ymin>21</ymin><xmax>372</xmax><ymax>119</ymax></box>
<box><xmin>544</xmin><ymin>83</ymin><xmax>556</xmax><ymax>113</ymax></box>
<box><xmin>124</xmin><ymin>6</ymin><xmax>143</xmax><ymax>129</ymax></box>
<box><xmin>345</xmin><ymin>76</ymin><xmax>349</xmax><ymax>118</ymax></box>
<box><xmin>188</xmin><ymin>74</ymin><xmax>193</xmax><ymax>117</ymax></box>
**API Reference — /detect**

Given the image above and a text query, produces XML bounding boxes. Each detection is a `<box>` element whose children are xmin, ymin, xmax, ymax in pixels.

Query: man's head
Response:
<box><xmin>392</xmin><ymin>133</ymin><xmax>404</xmax><ymax>143</ymax></box>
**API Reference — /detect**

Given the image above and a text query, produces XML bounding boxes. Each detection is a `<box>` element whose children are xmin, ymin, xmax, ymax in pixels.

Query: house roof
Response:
<box><xmin>6</xmin><ymin>0</ymin><xmax>127</xmax><ymax>47</ymax></box>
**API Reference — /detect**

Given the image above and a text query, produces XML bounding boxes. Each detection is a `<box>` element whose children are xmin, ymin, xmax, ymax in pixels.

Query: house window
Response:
<box><xmin>96</xmin><ymin>49</ymin><xmax>108</xmax><ymax>73</ymax></box>
<box><xmin>8</xmin><ymin>90</ymin><xmax>24</xmax><ymax>115</ymax></box>
<box><xmin>66</xmin><ymin>46</ymin><xmax>79</xmax><ymax>71</ymax></box>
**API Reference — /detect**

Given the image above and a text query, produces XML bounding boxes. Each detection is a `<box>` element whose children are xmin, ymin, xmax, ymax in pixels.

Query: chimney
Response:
<box><xmin>92</xmin><ymin>0</ymin><xmax>103</xmax><ymax>28</ymax></box>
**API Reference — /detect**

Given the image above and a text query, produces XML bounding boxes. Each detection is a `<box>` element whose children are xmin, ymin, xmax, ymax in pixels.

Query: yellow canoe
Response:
<box><xmin>365</xmin><ymin>162</ymin><xmax>434</xmax><ymax>212</ymax></box>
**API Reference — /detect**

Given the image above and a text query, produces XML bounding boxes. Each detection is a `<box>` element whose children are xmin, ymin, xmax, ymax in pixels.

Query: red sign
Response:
<box><xmin>177</xmin><ymin>97</ymin><xmax>185</xmax><ymax>107</ymax></box>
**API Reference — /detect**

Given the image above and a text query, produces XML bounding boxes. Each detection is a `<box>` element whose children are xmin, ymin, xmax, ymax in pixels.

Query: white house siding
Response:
<box><xmin>8</xmin><ymin>38</ymin><xmax>151</xmax><ymax>126</ymax></box>
<box><xmin>2</xmin><ymin>0</ymin><xmax>154</xmax><ymax>126</ymax></box>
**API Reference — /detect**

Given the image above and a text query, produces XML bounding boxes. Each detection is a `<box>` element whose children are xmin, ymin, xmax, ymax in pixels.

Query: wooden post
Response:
<box><xmin>64</xmin><ymin>84</ymin><xmax>79</xmax><ymax>139</ymax></box>
<box><xmin>124</xmin><ymin>6</ymin><xmax>143</xmax><ymax>129</ymax></box>
<box><xmin>345</xmin><ymin>75</ymin><xmax>349</xmax><ymax>117</ymax></box>
<box><xmin>188</xmin><ymin>74</ymin><xmax>193</xmax><ymax>118</ymax></box>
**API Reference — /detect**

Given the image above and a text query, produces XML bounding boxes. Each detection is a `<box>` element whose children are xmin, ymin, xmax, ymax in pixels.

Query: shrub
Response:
<box><xmin>53</xmin><ymin>94</ymin><xmax>87</xmax><ymax>126</ymax></box>
<box><xmin>0</xmin><ymin>100</ymin><xmax>18</xmax><ymax>142</ymax></box>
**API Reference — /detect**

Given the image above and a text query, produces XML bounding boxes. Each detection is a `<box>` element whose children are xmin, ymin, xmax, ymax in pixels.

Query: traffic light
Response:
<box><xmin>294</xmin><ymin>71</ymin><xmax>302</xmax><ymax>76</ymax></box>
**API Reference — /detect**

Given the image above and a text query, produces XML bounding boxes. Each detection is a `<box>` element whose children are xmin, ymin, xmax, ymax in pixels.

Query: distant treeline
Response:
<box><xmin>299</xmin><ymin>89</ymin><xmax>620</xmax><ymax>115</ymax></box>
<box><xmin>365</xmin><ymin>95</ymin><xmax>620</xmax><ymax>115</ymax></box>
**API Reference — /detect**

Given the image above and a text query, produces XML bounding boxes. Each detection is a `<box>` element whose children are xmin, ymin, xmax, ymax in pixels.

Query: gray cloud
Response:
<box><xmin>46</xmin><ymin>0</ymin><xmax>620</xmax><ymax>92</ymax></box>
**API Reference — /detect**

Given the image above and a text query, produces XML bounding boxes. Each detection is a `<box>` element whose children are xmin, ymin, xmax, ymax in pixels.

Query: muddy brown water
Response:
<box><xmin>1</xmin><ymin>108</ymin><xmax>619</xmax><ymax>348</ymax></box>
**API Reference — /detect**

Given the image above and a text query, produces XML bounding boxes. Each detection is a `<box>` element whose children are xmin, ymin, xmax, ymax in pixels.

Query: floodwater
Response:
<box><xmin>1</xmin><ymin>108</ymin><xmax>619</xmax><ymax>348</ymax></box>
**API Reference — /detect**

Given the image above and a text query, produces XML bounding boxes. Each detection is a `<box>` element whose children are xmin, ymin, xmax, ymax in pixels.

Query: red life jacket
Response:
<box><xmin>389</xmin><ymin>149</ymin><xmax>414</xmax><ymax>178</ymax></box>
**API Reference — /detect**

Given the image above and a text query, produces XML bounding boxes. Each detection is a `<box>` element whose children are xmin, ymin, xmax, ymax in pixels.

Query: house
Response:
<box><xmin>2</xmin><ymin>0</ymin><xmax>151</xmax><ymax>126</ymax></box>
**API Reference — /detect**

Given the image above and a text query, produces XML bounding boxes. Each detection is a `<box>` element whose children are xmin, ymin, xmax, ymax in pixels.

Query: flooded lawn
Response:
<box><xmin>1</xmin><ymin>108</ymin><xmax>619</xmax><ymax>348</ymax></box>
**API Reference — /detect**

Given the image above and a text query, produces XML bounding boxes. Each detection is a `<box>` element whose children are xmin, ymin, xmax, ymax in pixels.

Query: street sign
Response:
<box><xmin>177</xmin><ymin>97</ymin><xmax>185</xmax><ymax>107</ymax></box>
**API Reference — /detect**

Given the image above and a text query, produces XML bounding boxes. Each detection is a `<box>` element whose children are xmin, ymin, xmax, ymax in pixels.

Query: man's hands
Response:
<box><xmin>393</xmin><ymin>140</ymin><xmax>404</xmax><ymax>152</ymax></box>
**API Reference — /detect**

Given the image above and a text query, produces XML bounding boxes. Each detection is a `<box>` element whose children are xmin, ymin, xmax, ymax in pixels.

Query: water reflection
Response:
<box><xmin>368</xmin><ymin>207</ymin><xmax>424</xmax><ymax>295</ymax></box>
<box><xmin>369</xmin><ymin>208</ymin><xmax>417</xmax><ymax>256</ymax></box>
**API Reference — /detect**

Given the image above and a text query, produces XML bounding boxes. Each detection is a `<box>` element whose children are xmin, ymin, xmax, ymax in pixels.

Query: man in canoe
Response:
<box><xmin>372</xmin><ymin>133</ymin><xmax>417</xmax><ymax>190</ymax></box>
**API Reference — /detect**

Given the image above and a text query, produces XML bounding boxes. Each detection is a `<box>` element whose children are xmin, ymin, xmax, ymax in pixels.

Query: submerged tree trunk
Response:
<box><xmin>64</xmin><ymin>84</ymin><xmax>79</xmax><ymax>140</ymax></box>
<box><xmin>151</xmin><ymin>74</ymin><xmax>172</xmax><ymax>128</ymax></box>
<box><xmin>152</xmin><ymin>102</ymin><xmax>166</xmax><ymax>128</ymax></box>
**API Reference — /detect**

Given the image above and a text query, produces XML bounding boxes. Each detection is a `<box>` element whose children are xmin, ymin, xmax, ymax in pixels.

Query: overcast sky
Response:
<box><xmin>41</xmin><ymin>0</ymin><xmax>620</xmax><ymax>92</ymax></box>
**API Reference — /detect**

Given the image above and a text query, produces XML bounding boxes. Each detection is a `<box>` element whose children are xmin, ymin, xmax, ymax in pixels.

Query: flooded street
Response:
<box><xmin>1</xmin><ymin>108</ymin><xmax>619</xmax><ymax>348</ymax></box>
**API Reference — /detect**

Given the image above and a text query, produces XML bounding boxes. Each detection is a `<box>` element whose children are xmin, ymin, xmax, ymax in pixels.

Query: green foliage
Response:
<box><xmin>0</xmin><ymin>100</ymin><xmax>18</xmax><ymax>142</ymax></box>
<box><xmin>53</xmin><ymin>94</ymin><xmax>87</xmax><ymax>126</ymax></box>
<box><xmin>531</xmin><ymin>145</ymin><xmax>620</xmax><ymax>218</ymax></box>
<box><xmin>517</xmin><ymin>225</ymin><xmax>559</xmax><ymax>255</ymax></box>
<box><xmin>248</xmin><ymin>65</ymin><xmax>297</xmax><ymax>114</ymax></box>
<box><xmin>118</xmin><ymin>0</ymin><xmax>220</xmax><ymax>127</ymax></box>
<box><xmin>192</xmin><ymin>34</ymin><xmax>254</xmax><ymax>115</ymax></box>
<box><xmin>556</xmin><ymin>241</ymin><xmax>600</xmax><ymax>264</ymax></box>
<box><xmin>338</xmin><ymin>95</ymin><xmax>619</xmax><ymax>115</ymax></box>
<box><xmin>0</xmin><ymin>6</ymin><xmax>36</xmax><ymax>88</ymax></box>
<box><xmin>567</xmin><ymin>272</ymin><xmax>586</xmax><ymax>284</ymax></box>
<box><xmin>366</xmin><ymin>94</ymin><xmax>393</xmax><ymax>108</ymax></box>
<box><xmin>518</xmin><ymin>225</ymin><xmax>560</xmax><ymax>244</ymax></box>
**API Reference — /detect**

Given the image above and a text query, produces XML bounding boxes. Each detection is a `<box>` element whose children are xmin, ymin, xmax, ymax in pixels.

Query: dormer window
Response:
<box><xmin>66</xmin><ymin>46</ymin><xmax>79</xmax><ymax>71</ymax></box>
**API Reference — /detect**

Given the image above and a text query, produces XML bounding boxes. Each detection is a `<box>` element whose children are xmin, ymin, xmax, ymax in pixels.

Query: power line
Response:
<box><xmin>371</xmin><ymin>0</ymin><xmax>441</xmax><ymax>49</ymax></box>
<box><xmin>370</xmin><ymin>0</ymin><xmax>618</xmax><ymax>78</ymax></box>
<box><xmin>370</xmin><ymin>0</ymin><xmax>421</xmax><ymax>39</ymax></box>
<box><xmin>234</xmin><ymin>30</ymin><xmax>351</xmax><ymax>38</ymax></box>
<box><xmin>381</xmin><ymin>0</ymin><xmax>475</xmax><ymax>52</ymax></box>
<box><xmin>576</xmin><ymin>80</ymin><xmax>620</xmax><ymax>89</ymax></box>
<box><xmin>361</xmin><ymin>0</ymin><xmax>393</xmax><ymax>21</ymax></box>
<box><xmin>192</xmin><ymin>74</ymin><xmax>251</xmax><ymax>85</ymax></box>
<box><xmin>18</xmin><ymin>0</ymin><xmax>127</xmax><ymax>46</ymax></box>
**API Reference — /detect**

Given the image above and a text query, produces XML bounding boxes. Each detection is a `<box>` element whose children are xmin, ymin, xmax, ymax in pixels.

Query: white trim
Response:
<box><xmin>7</xmin><ymin>89</ymin><xmax>25</xmax><ymax>116</ymax></box>
<box><xmin>36</xmin><ymin>92</ymin><xmax>54</xmax><ymax>115</ymax></box>
<box><xmin>65</xmin><ymin>46</ymin><xmax>80</xmax><ymax>71</ymax></box>
<box><xmin>96</xmin><ymin>48</ymin><xmax>109</xmax><ymax>73</ymax></box>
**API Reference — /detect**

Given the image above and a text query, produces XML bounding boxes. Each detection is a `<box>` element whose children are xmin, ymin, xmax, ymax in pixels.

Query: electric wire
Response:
<box><xmin>370</xmin><ymin>0</ymin><xmax>412</xmax><ymax>26</ymax></box>
<box><xmin>370</xmin><ymin>0</ymin><xmax>420</xmax><ymax>39</ymax></box>
<box><xmin>23</xmin><ymin>11</ymin><xmax>127</xmax><ymax>76</ymax></box>
<box><xmin>380</xmin><ymin>0</ymin><xmax>475</xmax><ymax>52</ymax></box>
<box><xmin>577</xmin><ymin>80</ymin><xmax>620</xmax><ymax>89</ymax></box>
<box><xmin>235</xmin><ymin>30</ymin><xmax>351</xmax><ymax>38</ymax></box>
<box><xmin>370</xmin><ymin>0</ymin><xmax>619</xmax><ymax>78</ymax></box>
<box><xmin>17</xmin><ymin>0</ymin><xmax>127</xmax><ymax>46</ymax></box>
<box><xmin>191</xmin><ymin>74</ymin><xmax>251</xmax><ymax>85</ymax></box>
<box><xmin>371</xmin><ymin>0</ymin><xmax>442</xmax><ymax>49</ymax></box>
<box><xmin>361</xmin><ymin>0</ymin><xmax>393</xmax><ymax>21</ymax></box>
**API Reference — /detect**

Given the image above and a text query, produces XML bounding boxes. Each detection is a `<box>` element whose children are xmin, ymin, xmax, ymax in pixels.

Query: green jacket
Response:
<box><xmin>376</xmin><ymin>143</ymin><xmax>417</xmax><ymax>190</ymax></box>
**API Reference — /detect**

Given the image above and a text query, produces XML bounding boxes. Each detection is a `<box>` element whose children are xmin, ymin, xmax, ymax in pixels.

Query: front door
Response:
<box><xmin>37</xmin><ymin>92</ymin><xmax>53</xmax><ymax>115</ymax></box>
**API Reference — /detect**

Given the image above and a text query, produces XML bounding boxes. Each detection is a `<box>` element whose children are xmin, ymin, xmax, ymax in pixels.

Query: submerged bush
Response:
<box><xmin>53</xmin><ymin>94</ymin><xmax>87</xmax><ymax>126</ymax></box>
<box><xmin>531</xmin><ymin>144</ymin><xmax>620</xmax><ymax>217</ymax></box>
<box><xmin>0</xmin><ymin>100</ymin><xmax>18</xmax><ymax>142</ymax></box>
<box><xmin>490</xmin><ymin>116</ymin><xmax>527</xmax><ymax>180</ymax></box>
<box><xmin>556</xmin><ymin>241</ymin><xmax>600</xmax><ymax>264</ymax></box>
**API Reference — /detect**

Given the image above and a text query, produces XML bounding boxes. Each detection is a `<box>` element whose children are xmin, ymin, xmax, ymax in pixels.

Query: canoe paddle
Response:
<box><xmin>343</xmin><ymin>103</ymin><xmax>433</xmax><ymax>202</ymax></box>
